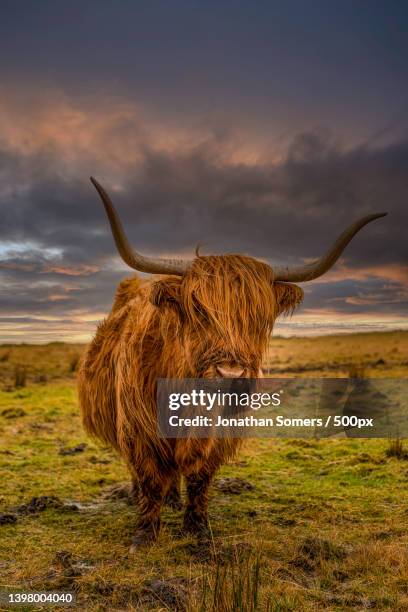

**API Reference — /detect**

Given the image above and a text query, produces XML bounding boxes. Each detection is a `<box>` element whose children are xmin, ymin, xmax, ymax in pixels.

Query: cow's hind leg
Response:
<box><xmin>130</xmin><ymin>471</ymin><xmax>173</xmax><ymax>551</ymax></box>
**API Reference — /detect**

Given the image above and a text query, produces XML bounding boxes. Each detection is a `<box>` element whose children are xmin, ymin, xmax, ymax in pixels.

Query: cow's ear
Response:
<box><xmin>150</xmin><ymin>278</ymin><xmax>182</xmax><ymax>309</ymax></box>
<box><xmin>273</xmin><ymin>282</ymin><xmax>304</xmax><ymax>316</ymax></box>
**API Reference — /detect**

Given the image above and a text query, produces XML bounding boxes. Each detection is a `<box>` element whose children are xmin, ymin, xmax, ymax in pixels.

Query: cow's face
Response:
<box><xmin>150</xmin><ymin>255</ymin><xmax>303</xmax><ymax>378</ymax></box>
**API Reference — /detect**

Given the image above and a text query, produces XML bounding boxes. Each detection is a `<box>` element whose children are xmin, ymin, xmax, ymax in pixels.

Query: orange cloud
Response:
<box><xmin>46</xmin><ymin>294</ymin><xmax>71</xmax><ymax>302</ymax></box>
<box><xmin>309</xmin><ymin>262</ymin><xmax>408</xmax><ymax>286</ymax></box>
<box><xmin>0</xmin><ymin>85</ymin><xmax>272</xmax><ymax>175</ymax></box>
<box><xmin>42</xmin><ymin>264</ymin><xmax>99</xmax><ymax>276</ymax></box>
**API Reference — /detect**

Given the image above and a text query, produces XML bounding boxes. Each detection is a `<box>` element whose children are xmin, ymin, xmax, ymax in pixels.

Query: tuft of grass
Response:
<box><xmin>196</xmin><ymin>546</ymin><xmax>263</xmax><ymax>612</ymax></box>
<box><xmin>386</xmin><ymin>438</ymin><xmax>408</xmax><ymax>460</ymax></box>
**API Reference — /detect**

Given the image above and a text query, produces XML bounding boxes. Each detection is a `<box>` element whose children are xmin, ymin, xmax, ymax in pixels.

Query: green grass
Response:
<box><xmin>1</xmin><ymin>333</ymin><xmax>408</xmax><ymax>610</ymax></box>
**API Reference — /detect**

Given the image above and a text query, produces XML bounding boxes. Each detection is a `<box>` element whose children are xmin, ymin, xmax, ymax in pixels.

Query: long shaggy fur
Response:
<box><xmin>78</xmin><ymin>254</ymin><xmax>303</xmax><ymax>540</ymax></box>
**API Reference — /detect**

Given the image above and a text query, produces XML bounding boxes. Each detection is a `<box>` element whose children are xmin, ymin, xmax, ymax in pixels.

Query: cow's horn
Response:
<box><xmin>272</xmin><ymin>213</ymin><xmax>388</xmax><ymax>282</ymax></box>
<box><xmin>90</xmin><ymin>177</ymin><xmax>190</xmax><ymax>275</ymax></box>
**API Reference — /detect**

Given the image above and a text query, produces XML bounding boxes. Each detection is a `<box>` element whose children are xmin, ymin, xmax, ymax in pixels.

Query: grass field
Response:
<box><xmin>1</xmin><ymin>332</ymin><xmax>408</xmax><ymax>610</ymax></box>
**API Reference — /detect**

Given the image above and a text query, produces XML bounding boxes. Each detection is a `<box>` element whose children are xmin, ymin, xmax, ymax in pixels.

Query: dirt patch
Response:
<box><xmin>373</xmin><ymin>528</ymin><xmax>406</xmax><ymax>540</ymax></box>
<box><xmin>1</xmin><ymin>407</ymin><xmax>26</xmax><ymax>418</ymax></box>
<box><xmin>59</xmin><ymin>442</ymin><xmax>87</xmax><ymax>456</ymax></box>
<box><xmin>356</xmin><ymin>452</ymin><xmax>385</xmax><ymax>465</ymax></box>
<box><xmin>29</xmin><ymin>423</ymin><xmax>53</xmax><ymax>432</ymax></box>
<box><xmin>91</xmin><ymin>582</ymin><xmax>144</xmax><ymax>608</ymax></box>
<box><xmin>291</xmin><ymin>536</ymin><xmax>347</xmax><ymax>571</ymax></box>
<box><xmin>286</xmin><ymin>439</ymin><xmax>317</xmax><ymax>448</ymax></box>
<box><xmin>101</xmin><ymin>482</ymin><xmax>135</xmax><ymax>505</ymax></box>
<box><xmin>53</xmin><ymin>550</ymin><xmax>93</xmax><ymax>576</ymax></box>
<box><xmin>214</xmin><ymin>477</ymin><xmax>254</xmax><ymax>494</ymax></box>
<box><xmin>90</xmin><ymin>577</ymin><xmax>188</xmax><ymax>610</ymax></box>
<box><xmin>178</xmin><ymin>541</ymin><xmax>213</xmax><ymax>563</ymax></box>
<box><xmin>91</xmin><ymin>582</ymin><xmax>116</xmax><ymax>597</ymax></box>
<box><xmin>272</xmin><ymin>516</ymin><xmax>297</xmax><ymax>527</ymax></box>
<box><xmin>14</xmin><ymin>495</ymin><xmax>79</xmax><ymax>516</ymax></box>
<box><xmin>25</xmin><ymin>551</ymin><xmax>92</xmax><ymax>592</ymax></box>
<box><xmin>0</xmin><ymin>512</ymin><xmax>18</xmax><ymax>525</ymax></box>
<box><xmin>16</xmin><ymin>496</ymin><xmax>64</xmax><ymax>514</ymax></box>
<box><xmin>298</xmin><ymin>536</ymin><xmax>346</xmax><ymax>561</ymax></box>
<box><xmin>89</xmin><ymin>455</ymin><xmax>111</xmax><ymax>465</ymax></box>
<box><xmin>141</xmin><ymin>577</ymin><xmax>188</xmax><ymax>611</ymax></box>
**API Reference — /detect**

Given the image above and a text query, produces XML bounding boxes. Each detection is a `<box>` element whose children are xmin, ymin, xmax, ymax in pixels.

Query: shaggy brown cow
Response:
<box><xmin>78</xmin><ymin>177</ymin><xmax>386</xmax><ymax>549</ymax></box>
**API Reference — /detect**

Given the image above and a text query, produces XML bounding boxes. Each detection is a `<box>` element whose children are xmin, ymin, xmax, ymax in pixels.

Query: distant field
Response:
<box><xmin>1</xmin><ymin>332</ymin><xmax>408</xmax><ymax>610</ymax></box>
<box><xmin>0</xmin><ymin>330</ymin><xmax>407</xmax><ymax>388</ymax></box>
<box><xmin>265</xmin><ymin>330</ymin><xmax>408</xmax><ymax>378</ymax></box>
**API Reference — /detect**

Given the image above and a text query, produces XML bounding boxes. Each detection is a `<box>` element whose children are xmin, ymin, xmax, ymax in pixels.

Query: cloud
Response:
<box><xmin>310</xmin><ymin>264</ymin><xmax>408</xmax><ymax>286</ymax></box>
<box><xmin>41</xmin><ymin>264</ymin><xmax>99</xmax><ymax>276</ymax></box>
<box><xmin>0</xmin><ymin>90</ymin><xmax>406</xmax><ymax>340</ymax></box>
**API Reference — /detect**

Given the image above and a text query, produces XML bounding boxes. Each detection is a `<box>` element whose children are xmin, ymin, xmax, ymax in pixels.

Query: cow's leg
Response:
<box><xmin>182</xmin><ymin>468</ymin><xmax>215</xmax><ymax>538</ymax></box>
<box><xmin>164</xmin><ymin>472</ymin><xmax>182</xmax><ymax>510</ymax></box>
<box><xmin>131</xmin><ymin>473</ymin><xmax>180</xmax><ymax>507</ymax></box>
<box><xmin>130</xmin><ymin>471</ymin><xmax>173</xmax><ymax>550</ymax></box>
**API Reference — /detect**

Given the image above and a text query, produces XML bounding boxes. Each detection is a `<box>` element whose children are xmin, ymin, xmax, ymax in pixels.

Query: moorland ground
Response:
<box><xmin>1</xmin><ymin>331</ymin><xmax>408</xmax><ymax>610</ymax></box>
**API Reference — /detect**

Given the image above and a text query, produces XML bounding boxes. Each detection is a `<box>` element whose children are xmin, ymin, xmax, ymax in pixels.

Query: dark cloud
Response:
<box><xmin>1</xmin><ymin>128</ymin><xmax>406</xmax><ymax>260</ymax></box>
<box><xmin>1</xmin><ymin>1</ymin><xmax>408</xmax><ymax>145</ymax></box>
<box><xmin>0</xmin><ymin>125</ymin><xmax>407</xmax><ymax>340</ymax></box>
<box><xmin>302</xmin><ymin>278</ymin><xmax>408</xmax><ymax>316</ymax></box>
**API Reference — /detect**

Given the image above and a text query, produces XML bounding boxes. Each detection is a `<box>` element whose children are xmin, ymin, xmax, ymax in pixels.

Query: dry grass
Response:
<box><xmin>0</xmin><ymin>331</ymin><xmax>407</xmax><ymax>610</ymax></box>
<box><xmin>386</xmin><ymin>438</ymin><xmax>408</xmax><ymax>460</ymax></box>
<box><xmin>265</xmin><ymin>330</ymin><xmax>408</xmax><ymax>377</ymax></box>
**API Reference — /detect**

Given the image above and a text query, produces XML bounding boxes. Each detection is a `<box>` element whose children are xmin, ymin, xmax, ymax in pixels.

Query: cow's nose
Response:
<box><xmin>216</xmin><ymin>364</ymin><xmax>245</xmax><ymax>378</ymax></box>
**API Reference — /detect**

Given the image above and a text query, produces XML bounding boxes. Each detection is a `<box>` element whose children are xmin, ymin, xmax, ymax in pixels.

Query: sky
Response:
<box><xmin>0</xmin><ymin>0</ymin><xmax>407</xmax><ymax>342</ymax></box>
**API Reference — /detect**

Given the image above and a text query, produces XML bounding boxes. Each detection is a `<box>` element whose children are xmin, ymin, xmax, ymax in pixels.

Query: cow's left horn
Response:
<box><xmin>272</xmin><ymin>213</ymin><xmax>388</xmax><ymax>282</ymax></box>
<box><xmin>90</xmin><ymin>177</ymin><xmax>191</xmax><ymax>275</ymax></box>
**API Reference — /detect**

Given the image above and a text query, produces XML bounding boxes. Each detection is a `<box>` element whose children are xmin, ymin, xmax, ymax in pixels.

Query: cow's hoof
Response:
<box><xmin>129</xmin><ymin>529</ymin><xmax>157</xmax><ymax>552</ymax></box>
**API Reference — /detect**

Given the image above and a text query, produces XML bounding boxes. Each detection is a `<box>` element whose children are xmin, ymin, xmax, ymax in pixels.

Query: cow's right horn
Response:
<box><xmin>90</xmin><ymin>177</ymin><xmax>191</xmax><ymax>275</ymax></box>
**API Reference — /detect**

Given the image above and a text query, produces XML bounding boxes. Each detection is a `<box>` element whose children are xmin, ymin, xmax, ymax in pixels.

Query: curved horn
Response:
<box><xmin>273</xmin><ymin>213</ymin><xmax>388</xmax><ymax>282</ymax></box>
<box><xmin>90</xmin><ymin>177</ymin><xmax>191</xmax><ymax>275</ymax></box>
